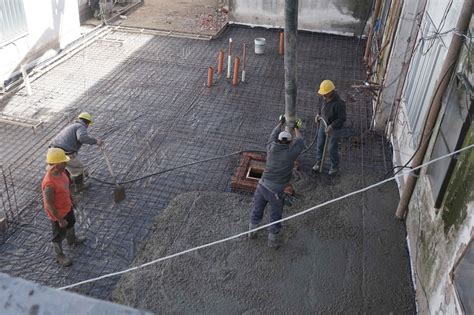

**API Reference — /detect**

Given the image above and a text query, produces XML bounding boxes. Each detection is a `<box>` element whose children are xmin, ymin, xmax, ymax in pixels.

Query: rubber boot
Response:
<box><xmin>248</xmin><ymin>223</ymin><xmax>258</xmax><ymax>239</ymax></box>
<box><xmin>267</xmin><ymin>233</ymin><xmax>281</xmax><ymax>249</ymax></box>
<box><xmin>66</xmin><ymin>227</ymin><xmax>86</xmax><ymax>247</ymax></box>
<box><xmin>52</xmin><ymin>242</ymin><xmax>72</xmax><ymax>267</ymax></box>
<box><xmin>72</xmin><ymin>174</ymin><xmax>90</xmax><ymax>193</ymax></box>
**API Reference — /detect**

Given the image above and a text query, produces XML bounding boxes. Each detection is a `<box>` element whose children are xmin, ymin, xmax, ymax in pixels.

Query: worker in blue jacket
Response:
<box><xmin>50</xmin><ymin>112</ymin><xmax>103</xmax><ymax>192</ymax></box>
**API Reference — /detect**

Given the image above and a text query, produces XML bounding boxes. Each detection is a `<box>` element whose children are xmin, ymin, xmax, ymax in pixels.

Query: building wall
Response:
<box><xmin>386</xmin><ymin>0</ymin><xmax>473</xmax><ymax>312</ymax></box>
<box><xmin>406</xmin><ymin>125</ymin><xmax>473</xmax><ymax>314</ymax></box>
<box><xmin>228</xmin><ymin>0</ymin><xmax>371</xmax><ymax>36</ymax></box>
<box><xmin>0</xmin><ymin>0</ymin><xmax>81</xmax><ymax>86</ymax></box>
<box><xmin>371</xmin><ymin>0</ymin><xmax>427</xmax><ymax>131</ymax></box>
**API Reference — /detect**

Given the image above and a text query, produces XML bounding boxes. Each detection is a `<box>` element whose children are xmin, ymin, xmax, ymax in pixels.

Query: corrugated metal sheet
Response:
<box><xmin>0</xmin><ymin>0</ymin><xmax>28</xmax><ymax>45</ymax></box>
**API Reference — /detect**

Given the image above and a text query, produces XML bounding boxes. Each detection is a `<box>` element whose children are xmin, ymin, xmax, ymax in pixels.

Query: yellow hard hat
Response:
<box><xmin>78</xmin><ymin>112</ymin><xmax>93</xmax><ymax>124</ymax></box>
<box><xmin>318</xmin><ymin>80</ymin><xmax>336</xmax><ymax>95</ymax></box>
<box><xmin>46</xmin><ymin>148</ymin><xmax>70</xmax><ymax>164</ymax></box>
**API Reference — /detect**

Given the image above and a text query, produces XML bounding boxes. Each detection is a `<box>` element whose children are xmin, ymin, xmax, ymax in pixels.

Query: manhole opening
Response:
<box><xmin>247</xmin><ymin>167</ymin><xmax>264</xmax><ymax>180</ymax></box>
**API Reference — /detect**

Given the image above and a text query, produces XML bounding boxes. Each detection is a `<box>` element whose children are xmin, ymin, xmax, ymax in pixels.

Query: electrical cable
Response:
<box><xmin>58</xmin><ymin>143</ymin><xmax>474</xmax><ymax>291</ymax></box>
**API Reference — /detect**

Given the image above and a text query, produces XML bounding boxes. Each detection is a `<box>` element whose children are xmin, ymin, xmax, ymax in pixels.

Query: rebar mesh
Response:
<box><xmin>0</xmin><ymin>26</ymin><xmax>392</xmax><ymax>300</ymax></box>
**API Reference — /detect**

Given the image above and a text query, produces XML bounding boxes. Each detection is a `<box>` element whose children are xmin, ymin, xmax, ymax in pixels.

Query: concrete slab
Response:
<box><xmin>0</xmin><ymin>25</ymin><xmax>414</xmax><ymax>312</ymax></box>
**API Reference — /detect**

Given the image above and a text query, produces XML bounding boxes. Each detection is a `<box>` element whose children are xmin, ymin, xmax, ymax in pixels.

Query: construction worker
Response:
<box><xmin>312</xmin><ymin>80</ymin><xmax>346</xmax><ymax>175</ymax></box>
<box><xmin>42</xmin><ymin>148</ymin><xmax>86</xmax><ymax>267</ymax></box>
<box><xmin>248</xmin><ymin>116</ymin><xmax>304</xmax><ymax>249</ymax></box>
<box><xmin>50</xmin><ymin>112</ymin><xmax>103</xmax><ymax>192</ymax></box>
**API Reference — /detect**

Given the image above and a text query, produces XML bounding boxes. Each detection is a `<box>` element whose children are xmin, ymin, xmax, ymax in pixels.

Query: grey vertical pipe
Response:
<box><xmin>284</xmin><ymin>0</ymin><xmax>298</xmax><ymax>127</ymax></box>
<box><xmin>395</xmin><ymin>0</ymin><xmax>472</xmax><ymax>219</ymax></box>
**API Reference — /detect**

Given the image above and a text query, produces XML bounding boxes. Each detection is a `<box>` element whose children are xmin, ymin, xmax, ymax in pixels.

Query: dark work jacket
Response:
<box><xmin>260</xmin><ymin>125</ymin><xmax>305</xmax><ymax>192</ymax></box>
<box><xmin>321</xmin><ymin>92</ymin><xmax>346</xmax><ymax>129</ymax></box>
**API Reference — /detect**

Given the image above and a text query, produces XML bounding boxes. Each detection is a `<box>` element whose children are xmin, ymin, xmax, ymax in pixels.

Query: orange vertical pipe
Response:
<box><xmin>232</xmin><ymin>57</ymin><xmax>240</xmax><ymax>86</ymax></box>
<box><xmin>207</xmin><ymin>66</ymin><xmax>214</xmax><ymax>88</ymax></box>
<box><xmin>217</xmin><ymin>49</ymin><xmax>224</xmax><ymax>75</ymax></box>
<box><xmin>279</xmin><ymin>31</ymin><xmax>284</xmax><ymax>55</ymax></box>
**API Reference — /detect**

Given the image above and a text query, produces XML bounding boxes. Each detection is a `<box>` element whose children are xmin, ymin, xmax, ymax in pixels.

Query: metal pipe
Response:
<box><xmin>227</xmin><ymin>38</ymin><xmax>233</xmax><ymax>79</ymax></box>
<box><xmin>364</xmin><ymin>0</ymin><xmax>383</xmax><ymax>64</ymax></box>
<box><xmin>395</xmin><ymin>0</ymin><xmax>472</xmax><ymax>219</ymax></box>
<box><xmin>242</xmin><ymin>44</ymin><xmax>246</xmax><ymax>82</ymax></box>
<box><xmin>217</xmin><ymin>49</ymin><xmax>224</xmax><ymax>76</ymax></box>
<box><xmin>284</xmin><ymin>0</ymin><xmax>298</xmax><ymax>127</ymax></box>
<box><xmin>279</xmin><ymin>31</ymin><xmax>284</xmax><ymax>55</ymax></box>
<box><xmin>207</xmin><ymin>66</ymin><xmax>214</xmax><ymax>88</ymax></box>
<box><xmin>232</xmin><ymin>57</ymin><xmax>240</xmax><ymax>86</ymax></box>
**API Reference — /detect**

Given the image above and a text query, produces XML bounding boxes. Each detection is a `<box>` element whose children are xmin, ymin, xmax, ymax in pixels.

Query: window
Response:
<box><xmin>0</xmin><ymin>0</ymin><xmax>28</xmax><ymax>46</ymax></box>
<box><xmin>426</xmin><ymin>33</ymin><xmax>472</xmax><ymax>207</ymax></box>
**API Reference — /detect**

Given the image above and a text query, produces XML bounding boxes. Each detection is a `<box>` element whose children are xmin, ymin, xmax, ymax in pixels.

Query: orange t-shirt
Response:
<box><xmin>41</xmin><ymin>172</ymin><xmax>72</xmax><ymax>221</ymax></box>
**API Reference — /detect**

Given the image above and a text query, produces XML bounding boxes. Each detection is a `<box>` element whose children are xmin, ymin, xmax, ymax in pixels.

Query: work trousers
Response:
<box><xmin>66</xmin><ymin>153</ymin><xmax>85</xmax><ymax>177</ymax></box>
<box><xmin>316</xmin><ymin>125</ymin><xmax>341</xmax><ymax>168</ymax></box>
<box><xmin>250</xmin><ymin>184</ymin><xmax>283</xmax><ymax>235</ymax></box>
<box><xmin>51</xmin><ymin>209</ymin><xmax>76</xmax><ymax>243</ymax></box>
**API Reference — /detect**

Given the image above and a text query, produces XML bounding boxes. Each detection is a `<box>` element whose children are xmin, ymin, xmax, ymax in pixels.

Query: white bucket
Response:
<box><xmin>254</xmin><ymin>38</ymin><xmax>266</xmax><ymax>54</ymax></box>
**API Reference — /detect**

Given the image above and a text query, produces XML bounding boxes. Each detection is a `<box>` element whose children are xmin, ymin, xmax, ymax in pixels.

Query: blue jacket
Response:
<box><xmin>260</xmin><ymin>125</ymin><xmax>304</xmax><ymax>192</ymax></box>
<box><xmin>50</xmin><ymin>120</ymin><xmax>97</xmax><ymax>154</ymax></box>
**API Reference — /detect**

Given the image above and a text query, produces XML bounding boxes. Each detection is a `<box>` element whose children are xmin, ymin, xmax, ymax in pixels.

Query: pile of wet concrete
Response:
<box><xmin>112</xmin><ymin>170</ymin><xmax>415</xmax><ymax>313</ymax></box>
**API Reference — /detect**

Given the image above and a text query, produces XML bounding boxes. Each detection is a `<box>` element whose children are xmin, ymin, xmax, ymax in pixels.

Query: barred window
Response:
<box><xmin>0</xmin><ymin>0</ymin><xmax>28</xmax><ymax>46</ymax></box>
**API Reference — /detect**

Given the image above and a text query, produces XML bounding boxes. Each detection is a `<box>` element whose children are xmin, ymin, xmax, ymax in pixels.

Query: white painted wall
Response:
<box><xmin>0</xmin><ymin>0</ymin><xmax>81</xmax><ymax>86</ymax></box>
<box><xmin>229</xmin><ymin>0</ymin><xmax>370</xmax><ymax>36</ymax></box>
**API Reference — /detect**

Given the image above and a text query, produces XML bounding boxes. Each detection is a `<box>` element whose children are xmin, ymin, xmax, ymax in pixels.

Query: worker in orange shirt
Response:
<box><xmin>42</xmin><ymin>148</ymin><xmax>86</xmax><ymax>267</ymax></box>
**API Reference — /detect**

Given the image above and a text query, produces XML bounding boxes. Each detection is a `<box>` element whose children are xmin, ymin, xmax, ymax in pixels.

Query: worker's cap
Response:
<box><xmin>278</xmin><ymin>131</ymin><xmax>292</xmax><ymax>142</ymax></box>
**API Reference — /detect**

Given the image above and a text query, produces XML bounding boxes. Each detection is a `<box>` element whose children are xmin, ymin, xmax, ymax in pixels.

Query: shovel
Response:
<box><xmin>317</xmin><ymin>117</ymin><xmax>330</xmax><ymax>173</ymax></box>
<box><xmin>100</xmin><ymin>146</ymin><xmax>126</xmax><ymax>202</ymax></box>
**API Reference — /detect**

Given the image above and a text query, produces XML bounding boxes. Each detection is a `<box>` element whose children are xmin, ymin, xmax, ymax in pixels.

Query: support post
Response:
<box><xmin>232</xmin><ymin>57</ymin><xmax>240</xmax><ymax>86</ymax></box>
<box><xmin>242</xmin><ymin>44</ymin><xmax>246</xmax><ymax>82</ymax></box>
<box><xmin>207</xmin><ymin>66</ymin><xmax>214</xmax><ymax>88</ymax></box>
<box><xmin>227</xmin><ymin>38</ymin><xmax>233</xmax><ymax>79</ymax></box>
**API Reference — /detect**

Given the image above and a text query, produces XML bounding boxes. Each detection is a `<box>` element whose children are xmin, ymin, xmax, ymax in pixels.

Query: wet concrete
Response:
<box><xmin>113</xmin><ymin>170</ymin><xmax>415</xmax><ymax>313</ymax></box>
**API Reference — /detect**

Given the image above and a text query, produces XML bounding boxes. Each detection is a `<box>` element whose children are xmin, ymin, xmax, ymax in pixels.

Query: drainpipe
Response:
<box><xmin>284</xmin><ymin>0</ymin><xmax>298</xmax><ymax>127</ymax></box>
<box><xmin>395</xmin><ymin>0</ymin><xmax>472</xmax><ymax>219</ymax></box>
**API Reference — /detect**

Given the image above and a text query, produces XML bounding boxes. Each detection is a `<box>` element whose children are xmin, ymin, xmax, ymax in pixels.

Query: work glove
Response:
<box><xmin>325</xmin><ymin>125</ymin><xmax>333</xmax><ymax>135</ymax></box>
<box><xmin>295</xmin><ymin>118</ymin><xmax>302</xmax><ymax>129</ymax></box>
<box><xmin>279</xmin><ymin>114</ymin><xmax>286</xmax><ymax>124</ymax></box>
<box><xmin>314</xmin><ymin>115</ymin><xmax>321</xmax><ymax>124</ymax></box>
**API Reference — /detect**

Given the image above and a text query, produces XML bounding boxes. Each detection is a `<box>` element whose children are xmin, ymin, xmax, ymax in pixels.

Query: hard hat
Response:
<box><xmin>78</xmin><ymin>112</ymin><xmax>93</xmax><ymax>124</ymax></box>
<box><xmin>278</xmin><ymin>131</ymin><xmax>292</xmax><ymax>142</ymax></box>
<box><xmin>318</xmin><ymin>80</ymin><xmax>335</xmax><ymax>95</ymax></box>
<box><xmin>46</xmin><ymin>148</ymin><xmax>70</xmax><ymax>164</ymax></box>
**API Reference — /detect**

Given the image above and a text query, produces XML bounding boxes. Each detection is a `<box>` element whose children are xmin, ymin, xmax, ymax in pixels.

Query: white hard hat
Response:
<box><xmin>278</xmin><ymin>131</ymin><xmax>292</xmax><ymax>141</ymax></box>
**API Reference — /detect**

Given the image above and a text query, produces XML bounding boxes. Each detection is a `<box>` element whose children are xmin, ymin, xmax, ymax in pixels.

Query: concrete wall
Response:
<box><xmin>0</xmin><ymin>273</ymin><xmax>151</xmax><ymax>314</ymax></box>
<box><xmin>406</xmin><ymin>125</ymin><xmax>473</xmax><ymax>314</ymax></box>
<box><xmin>228</xmin><ymin>0</ymin><xmax>371</xmax><ymax>36</ymax></box>
<box><xmin>0</xmin><ymin>0</ymin><xmax>81</xmax><ymax>87</ymax></box>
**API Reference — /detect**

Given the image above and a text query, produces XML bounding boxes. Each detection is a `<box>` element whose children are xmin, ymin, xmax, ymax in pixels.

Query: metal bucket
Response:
<box><xmin>254</xmin><ymin>38</ymin><xmax>266</xmax><ymax>54</ymax></box>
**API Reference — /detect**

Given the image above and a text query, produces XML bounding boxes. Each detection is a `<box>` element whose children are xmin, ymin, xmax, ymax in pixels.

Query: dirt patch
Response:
<box><xmin>117</xmin><ymin>0</ymin><xmax>228</xmax><ymax>35</ymax></box>
<box><xmin>112</xmin><ymin>170</ymin><xmax>414</xmax><ymax>313</ymax></box>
